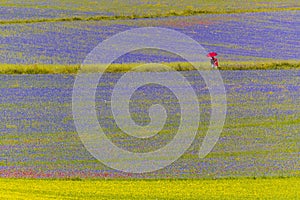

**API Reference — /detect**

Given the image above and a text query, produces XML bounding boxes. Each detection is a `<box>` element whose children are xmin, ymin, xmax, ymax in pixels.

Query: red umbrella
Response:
<box><xmin>207</xmin><ymin>52</ymin><xmax>218</xmax><ymax>57</ymax></box>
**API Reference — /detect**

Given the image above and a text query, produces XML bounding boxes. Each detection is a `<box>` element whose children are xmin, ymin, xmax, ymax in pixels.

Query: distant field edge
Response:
<box><xmin>1</xmin><ymin>175</ymin><xmax>299</xmax><ymax>181</ymax></box>
<box><xmin>0</xmin><ymin>60</ymin><xmax>299</xmax><ymax>74</ymax></box>
<box><xmin>0</xmin><ymin>7</ymin><xmax>299</xmax><ymax>24</ymax></box>
<box><xmin>0</xmin><ymin>177</ymin><xmax>299</xmax><ymax>200</ymax></box>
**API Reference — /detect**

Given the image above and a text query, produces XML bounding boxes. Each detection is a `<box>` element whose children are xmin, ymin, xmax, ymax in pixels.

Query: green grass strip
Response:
<box><xmin>0</xmin><ymin>60</ymin><xmax>299</xmax><ymax>74</ymax></box>
<box><xmin>218</xmin><ymin>60</ymin><xmax>300</xmax><ymax>70</ymax></box>
<box><xmin>0</xmin><ymin>7</ymin><xmax>299</xmax><ymax>24</ymax></box>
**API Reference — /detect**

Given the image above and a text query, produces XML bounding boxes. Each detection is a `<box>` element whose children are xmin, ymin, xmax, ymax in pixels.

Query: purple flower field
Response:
<box><xmin>0</xmin><ymin>70</ymin><xmax>299</xmax><ymax>178</ymax></box>
<box><xmin>0</xmin><ymin>4</ymin><xmax>299</xmax><ymax>180</ymax></box>
<box><xmin>0</xmin><ymin>11</ymin><xmax>299</xmax><ymax>64</ymax></box>
<box><xmin>0</xmin><ymin>6</ymin><xmax>110</xmax><ymax>20</ymax></box>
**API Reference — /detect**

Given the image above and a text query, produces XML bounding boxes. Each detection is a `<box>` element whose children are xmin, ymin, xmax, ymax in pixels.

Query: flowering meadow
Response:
<box><xmin>0</xmin><ymin>178</ymin><xmax>299</xmax><ymax>199</ymax></box>
<box><xmin>0</xmin><ymin>6</ymin><xmax>107</xmax><ymax>20</ymax></box>
<box><xmin>0</xmin><ymin>70</ymin><xmax>299</xmax><ymax>179</ymax></box>
<box><xmin>0</xmin><ymin>11</ymin><xmax>299</xmax><ymax>64</ymax></box>
<box><xmin>0</xmin><ymin>1</ymin><xmax>299</xmax><ymax>199</ymax></box>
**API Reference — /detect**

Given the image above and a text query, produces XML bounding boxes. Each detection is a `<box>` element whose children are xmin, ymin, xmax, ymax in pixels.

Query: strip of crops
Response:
<box><xmin>1</xmin><ymin>7</ymin><xmax>300</xmax><ymax>25</ymax></box>
<box><xmin>0</xmin><ymin>178</ymin><xmax>299</xmax><ymax>199</ymax></box>
<box><xmin>0</xmin><ymin>61</ymin><xmax>299</xmax><ymax>74</ymax></box>
<box><xmin>1</xmin><ymin>0</ymin><xmax>299</xmax><ymax>18</ymax></box>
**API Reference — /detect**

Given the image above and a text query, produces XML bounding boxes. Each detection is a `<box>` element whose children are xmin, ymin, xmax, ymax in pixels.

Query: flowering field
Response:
<box><xmin>0</xmin><ymin>70</ymin><xmax>299</xmax><ymax>179</ymax></box>
<box><xmin>0</xmin><ymin>178</ymin><xmax>299</xmax><ymax>199</ymax></box>
<box><xmin>0</xmin><ymin>11</ymin><xmax>299</xmax><ymax>65</ymax></box>
<box><xmin>0</xmin><ymin>1</ymin><xmax>299</xmax><ymax>199</ymax></box>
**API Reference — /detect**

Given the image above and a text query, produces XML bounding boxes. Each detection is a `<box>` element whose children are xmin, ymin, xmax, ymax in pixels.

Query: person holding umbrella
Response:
<box><xmin>207</xmin><ymin>52</ymin><xmax>219</xmax><ymax>69</ymax></box>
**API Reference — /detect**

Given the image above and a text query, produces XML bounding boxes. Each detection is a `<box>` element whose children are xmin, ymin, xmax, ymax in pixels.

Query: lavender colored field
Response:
<box><xmin>0</xmin><ymin>11</ymin><xmax>299</xmax><ymax>64</ymax></box>
<box><xmin>0</xmin><ymin>70</ymin><xmax>299</xmax><ymax>178</ymax></box>
<box><xmin>0</xmin><ymin>6</ymin><xmax>109</xmax><ymax>20</ymax></box>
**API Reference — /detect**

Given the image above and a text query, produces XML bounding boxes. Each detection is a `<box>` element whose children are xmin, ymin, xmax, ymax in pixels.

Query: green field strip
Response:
<box><xmin>0</xmin><ymin>7</ymin><xmax>299</xmax><ymax>25</ymax></box>
<box><xmin>0</xmin><ymin>60</ymin><xmax>299</xmax><ymax>74</ymax></box>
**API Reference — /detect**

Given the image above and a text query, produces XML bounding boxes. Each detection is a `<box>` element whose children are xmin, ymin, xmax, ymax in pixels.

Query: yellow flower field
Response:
<box><xmin>0</xmin><ymin>177</ymin><xmax>299</xmax><ymax>199</ymax></box>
